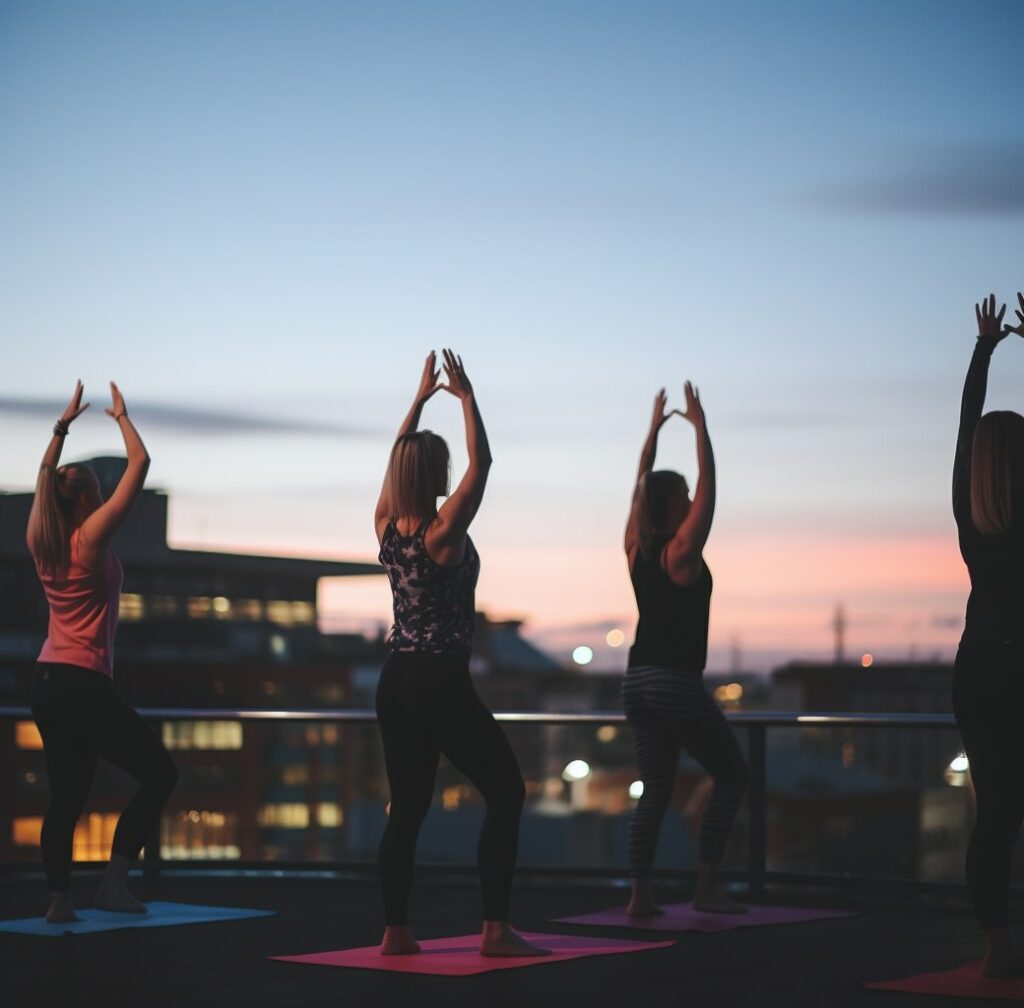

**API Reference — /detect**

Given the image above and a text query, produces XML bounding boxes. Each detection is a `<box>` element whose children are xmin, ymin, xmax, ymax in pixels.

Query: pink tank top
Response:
<box><xmin>36</xmin><ymin>528</ymin><xmax>123</xmax><ymax>678</ymax></box>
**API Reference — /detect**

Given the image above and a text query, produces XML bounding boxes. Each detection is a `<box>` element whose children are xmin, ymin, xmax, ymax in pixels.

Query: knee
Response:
<box><xmin>487</xmin><ymin>774</ymin><xmax>525</xmax><ymax>818</ymax></box>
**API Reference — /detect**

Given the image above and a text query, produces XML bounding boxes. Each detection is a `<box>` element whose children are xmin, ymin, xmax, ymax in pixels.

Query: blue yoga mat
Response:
<box><xmin>0</xmin><ymin>900</ymin><xmax>274</xmax><ymax>936</ymax></box>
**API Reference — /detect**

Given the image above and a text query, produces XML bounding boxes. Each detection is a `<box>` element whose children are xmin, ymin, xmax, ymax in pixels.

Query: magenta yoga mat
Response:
<box><xmin>554</xmin><ymin>902</ymin><xmax>857</xmax><ymax>932</ymax></box>
<box><xmin>270</xmin><ymin>931</ymin><xmax>673</xmax><ymax>976</ymax></box>
<box><xmin>865</xmin><ymin>960</ymin><xmax>1024</xmax><ymax>1001</ymax></box>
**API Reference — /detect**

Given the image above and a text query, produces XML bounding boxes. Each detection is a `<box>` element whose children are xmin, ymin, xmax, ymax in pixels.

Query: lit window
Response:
<box><xmin>151</xmin><ymin>595</ymin><xmax>179</xmax><ymax>617</ymax></box>
<box><xmin>316</xmin><ymin>803</ymin><xmax>344</xmax><ymax>827</ymax></box>
<box><xmin>713</xmin><ymin>683</ymin><xmax>744</xmax><ymax>703</ymax></box>
<box><xmin>119</xmin><ymin>594</ymin><xmax>145</xmax><ymax>621</ymax></box>
<box><xmin>211</xmin><ymin>596</ymin><xmax>232</xmax><ymax>619</ymax></box>
<box><xmin>161</xmin><ymin>721</ymin><xmax>243</xmax><ymax>751</ymax></box>
<box><xmin>441</xmin><ymin>785</ymin><xmax>472</xmax><ymax>811</ymax></box>
<box><xmin>187</xmin><ymin>596</ymin><xmax>212</xmax><ymax>619</ymax></box>
<box><xmin>13</xmin><ymin>816</ymin><xmax>43</xmax><ymax>846</ymax></box>
<box><xmin>15</xmin><ymin>721</ymin><xmax>43</xmax><ymax>750</ymax></box>
<box><xmin>236</xmin><ymin>599</ymin><xmax>263</xmax><ymax>621</ymax></box>
<box><xmin>266</xmin><ymin>601</ymin><xmax>294</xmax><ymax>626</ymax></box>
<box><xmin>258</xmin><ymin>803</ymin><xmax>310</xmax><ymax>828</ymax></box>
<box><xmin>596</xmin><ymin>725</ymin><xmax>617</xmax><ymax>743</ymax></box>
<box><xmin>291</xmin><ymin>601</ymin><xmax>315</xmax><ymax>625</ymax></box>
<box><xmin>160</xmin><ymin>810</ymin><xmax>240</xmax><ymax>861</ymax></box>
<box><xmin>281</xmin><ymin>764</ymin><xmax>310</xmax><ymax>786</ymax></box>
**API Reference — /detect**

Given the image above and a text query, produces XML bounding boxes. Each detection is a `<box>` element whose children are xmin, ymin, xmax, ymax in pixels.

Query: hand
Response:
<box><xmin>1004</xmin><ymin>292</ymin><xmax>1024</xmax><ymax>338</ymax></box>
<box><xmin>975</xmin><ymin>293</ymin><xmax>1007</xmax><ymax>342</ymax></box>
<box><xmin>60</xmin><ymin>380</ymin><xmax>90</xmax><ymax>425</ymax></box>
<box><xmin>439</xmin><ymin>348</ymin><xmax>474</xmax><ymax>400</ymax></box>
<box><xmin>649</xmin><ymin>388</ymin><xmax>678</xmax><ymax>432</ymax></box>
<box><xmin>415</xmin><ymin>351</ymin><xmax>443</xmax><ymax>404</ymax></box>
<box><xmin>105</xmin><ymin>381</ymin><xmax>127</xmax><ymax>420</ymax></box>
<box><xmin>679</xmin><ymin>381</ymin><xmax>704</xmax><ymax>428</ymax></box>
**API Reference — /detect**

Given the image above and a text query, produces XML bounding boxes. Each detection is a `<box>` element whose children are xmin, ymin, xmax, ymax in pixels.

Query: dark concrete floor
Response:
<box><xmin>0</xmin><ymin>872</ymin><xmax>994</xmax><ymax>1008</ymax></box>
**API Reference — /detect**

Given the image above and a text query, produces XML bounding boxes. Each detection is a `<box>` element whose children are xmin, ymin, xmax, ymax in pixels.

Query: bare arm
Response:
<box><xmin>78</xmin><ymin>383</ymin><xmax>150</xmax><ymax>551</ymax></box>
<box><xmin>374</xmin><ymin>352</ymin><xmax>442</xmax><ymax>536</ymax></box>
<box><xmin>431</xmin><ymin>351</ymin><xmax>491</xmax><ymax>562</ymax></box>
<box><xmin>664</xmin><ymin>382</ymin><xmax>716</xmax><ymax>584</ymax></box>
<box><xmin>625</xmin><ymin>389</ymin><xmax>674</xmax><ymax>554</ymax></box>
<box><xmin>953</xmin><ymin>294</ymin><xmax>1008</xmax><ymax>522</ymax></box>
<box><xmin>26</xmin><ymin>381</ymin><xmax>90</xmax><ymax>549</ymax></box>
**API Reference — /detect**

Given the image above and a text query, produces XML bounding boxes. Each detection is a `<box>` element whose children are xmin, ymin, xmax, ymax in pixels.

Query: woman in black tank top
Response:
<box><xmin>371</xmin><ymin>351</ymin><xmax>547</xmax><ymax>959</ymax></box>
<box><xmin>622</xmin><ymin>383</ymin><xmax>748</xmax><ymax>917</ymax></box>
<box><xmin>950</xmin><ymin>293</ymin><xmax>1024</xmax><ymax>977</ymax></box>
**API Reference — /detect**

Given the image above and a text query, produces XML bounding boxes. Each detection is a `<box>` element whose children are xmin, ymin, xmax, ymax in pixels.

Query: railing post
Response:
<box><xmin>747</xmin><ymin>723</ymin><xmax>767</xmax><ymax>898</ymax></box>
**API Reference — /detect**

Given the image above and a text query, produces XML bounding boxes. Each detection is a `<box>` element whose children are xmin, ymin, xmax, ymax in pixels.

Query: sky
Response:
<box><xmin>1</xmin><ymin>0</ymin><xmax>1022</xmax><ymax>672</ymax></box>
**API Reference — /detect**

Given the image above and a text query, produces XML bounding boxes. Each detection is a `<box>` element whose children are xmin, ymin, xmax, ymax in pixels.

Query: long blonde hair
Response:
<box><xmin>634</xmin><ymin>469</ymin><xmax>689</xmax><ymax>559</ymax></box>
<box><xmin>971</xmin><ymin>411</ymin><xmax>1024</xmax><ymax>536</ymax></box>
<box><xmin>384</xmin><ymin>431</ymin><xmax>451</xmax><ymax>521</ymax></box>
<box><xmin>33</xmin><ymin>464</ymin><xmax>95</xmax><ymax>575</ymax></box>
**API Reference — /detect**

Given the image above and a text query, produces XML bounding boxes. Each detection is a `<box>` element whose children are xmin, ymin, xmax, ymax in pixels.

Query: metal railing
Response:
<box><xmin>1</xmin><ymin>706</ymin><xmax>963</xmax><ymax>895</ymax></box>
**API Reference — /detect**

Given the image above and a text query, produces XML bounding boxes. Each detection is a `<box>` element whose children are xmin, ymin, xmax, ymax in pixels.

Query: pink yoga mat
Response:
<box><xmin>865</xmin><ymin>959</ymin><xmax>1024</xmax><ymax>1001</ymax></box>
<box><xmin>554</xmin><ymin>902</ymin><xmax>856</xmax><ymax>932</ymax></box>
<box><xmin>271</xmin><ymin>931</ymin><xmax>673</xmax><ymax>976</ymax></box>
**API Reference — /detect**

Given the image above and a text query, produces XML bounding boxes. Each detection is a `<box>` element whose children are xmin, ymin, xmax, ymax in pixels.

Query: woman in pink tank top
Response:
<box><xmin>27</xmin><ymin>381</ymin><xmax>177</xmax><ymax>924</ymax></box>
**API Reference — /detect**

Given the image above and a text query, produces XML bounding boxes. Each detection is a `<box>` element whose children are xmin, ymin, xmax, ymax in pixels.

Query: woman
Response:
<box><xmin>951</xmin><ymin>293</ymin><xmax>1024</xmax><ymax>977</ymax></box>
<box><xmin>373</xmin><ymin>350</ymin><xmax>546</xmax><ymax>957</ymax></box>
<box><xmin>622</xmin><ymin>382</ymin><xmax>748</xmax><ymax>916</ymax></box>
<box><xmin>27</xmin><ymin>381</ymin><xmax>177</xmax><ymax>923</ymax></box>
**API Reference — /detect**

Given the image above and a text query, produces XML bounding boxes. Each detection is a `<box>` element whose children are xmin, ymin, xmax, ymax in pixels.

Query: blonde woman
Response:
<box><xmin>373</xmin><ymin>351</ymin><xmax>546</xmax><ymax>958</ymax></box>
<box><xmin>622</xmin><ymin>383</ymin><xmax>748</xmax><ymax>917</ymax></box>
<box><xmin>27</xmin><ymin>381</ymin><xmax>177</xmax><ymax>923</ymax></box>
<box><xmin>952</xmin><ymin>293</ymin><xmax>1024</xmax><ymax>976</ymax></box>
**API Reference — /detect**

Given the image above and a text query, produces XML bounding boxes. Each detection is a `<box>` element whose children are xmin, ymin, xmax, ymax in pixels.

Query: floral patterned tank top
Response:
<box><xmin>379</xmin><ymin>519</ymin><xmax>480</xmax><ymax>655</ymax></box>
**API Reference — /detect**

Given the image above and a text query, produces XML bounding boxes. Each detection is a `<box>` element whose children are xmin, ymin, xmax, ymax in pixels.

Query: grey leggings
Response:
<box><xmin>623</xmin><ymin>665</ymin><xmax>748</xmax><ymax>874</ymax></box>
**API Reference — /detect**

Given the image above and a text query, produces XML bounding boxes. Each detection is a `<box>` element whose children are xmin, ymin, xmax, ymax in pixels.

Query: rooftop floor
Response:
<box><xmin>0</xmin><ymin>872</ymin><xmax>994</xmax><ymax>1008</ymax></box>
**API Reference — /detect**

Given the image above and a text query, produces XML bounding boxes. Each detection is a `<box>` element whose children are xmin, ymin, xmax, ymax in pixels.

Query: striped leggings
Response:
<box><xmin>623</xmin><ymin>665</ymin><xmax>748</xmax><ymax>874</ymax></box>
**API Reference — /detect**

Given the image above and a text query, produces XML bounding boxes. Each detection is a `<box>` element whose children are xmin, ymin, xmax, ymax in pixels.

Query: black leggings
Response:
<box><xmin>952</xmin><ymin>641</ymin><xmax>1024</xmax><ymax>930</ymax></box>
<box><xmin>31</xmin><ymin>663</ymin><xmax>178</xmax><ymax>891</ymax></box>
<box><xmin>375</xmin><ymin>652</ymin><xmax>525</xmax><ymax>925</ymax></box>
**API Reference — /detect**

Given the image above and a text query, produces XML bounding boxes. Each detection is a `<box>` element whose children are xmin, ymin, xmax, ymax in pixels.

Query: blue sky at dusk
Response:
<box><xmin>2</xmin><ymin>0</ymin><xmax>1022</xmax><ymax>669</ymax></box>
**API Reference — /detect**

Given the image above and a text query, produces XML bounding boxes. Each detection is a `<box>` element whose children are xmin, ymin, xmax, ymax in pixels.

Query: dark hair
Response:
<box><xmin>971</xmin><ymin>411</ymin><xmax>1024</xmax><ymax>535</ymax></box>
<box><xmin>635</xmin><ymin>469</ymin><xmax>689</xmax><ymax>559</ymax></box>
<box><xmin>33</xmin><ymin>464</ymin><xmax>96</xmax><ymax>575</ymax></box>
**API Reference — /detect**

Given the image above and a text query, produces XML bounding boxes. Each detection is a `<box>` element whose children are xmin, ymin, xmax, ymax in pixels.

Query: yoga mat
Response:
<box><xmin>554</xmin><ymin>902</ymin><xmax>856</xmax><ymax>932</ymax></box>
<box><xmin>271</xmin><ymin>931</ymin><xmax>673</xmax><ymax>976</ymax></box>
<box><xmin>865</xmin><ymin>960</ymin><xmax>1024</xmax><ymax>1001</ymax></box>
<box><xmin>0</xmin><ymin>901</ymin><xmax>274</xmax><ymax>937</ymax></box>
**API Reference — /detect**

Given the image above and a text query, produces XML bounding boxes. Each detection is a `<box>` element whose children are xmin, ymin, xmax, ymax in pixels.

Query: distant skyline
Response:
<box><xmin>2</xmin><ymin>1</ymin><xmax>1022</xmax><ymax>670</ymax></box>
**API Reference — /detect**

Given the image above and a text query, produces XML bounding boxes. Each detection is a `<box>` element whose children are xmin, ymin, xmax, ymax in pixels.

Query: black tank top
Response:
<box><xmin>628</xmin><ymin>535</ymin><xmax>712</xmax><ymax>671</ymax></box>
<box><xmin>379</xmin><ymin>520</ymin><xmax>480</xmax><ymax>655</ymax></box>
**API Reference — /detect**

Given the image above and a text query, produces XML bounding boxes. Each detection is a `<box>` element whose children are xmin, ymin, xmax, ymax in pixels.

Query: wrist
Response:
<box><xmin>53</xmin><ymin>419</ymin><xmax>70</xmax><ymax>437</ymax></box>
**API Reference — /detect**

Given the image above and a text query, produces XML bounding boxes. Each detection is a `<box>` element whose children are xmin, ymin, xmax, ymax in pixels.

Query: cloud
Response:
<box><xmin>0</xmin><ymin>395</ymin><xmax>382</xmax><ymax>438</ymax></box>
<box><xmin>812</xmin><ymin>142</ymin><xmax>1024</xmax><ymax>217</ymax></box>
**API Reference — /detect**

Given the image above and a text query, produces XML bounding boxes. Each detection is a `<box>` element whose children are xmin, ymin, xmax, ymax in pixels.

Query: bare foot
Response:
<box><xmin>94</xmin><ymin>888</ymin><xmax>148</xmax><ymax>914</ymax></box>
<box><xmin>692</xmin><ymin>889</ymin><xmax>749</xmax><ymax>915</ymax></box>
<box><xmin>480</xmin><ymin>922</ymin><xmax>551</xmax><ymax>957</ymax></box>
<box><xmin>45</xmin><ymin>895</ymin><xmax>79</xmax><ymax>924</ymax></box>
<box><xmin>380</xmin><ymin>925</ymin><xmax>421</xmax><ymax>956</ymax></box>
<box><xmin>627</xmin><ymin>878</ymin><xmax>664</xmax><ymax>917</ymax></box>
<box><xmin>983</xmin><ymin>945</ymin><xmax>1024</xmax><ymax>978</ymax></box>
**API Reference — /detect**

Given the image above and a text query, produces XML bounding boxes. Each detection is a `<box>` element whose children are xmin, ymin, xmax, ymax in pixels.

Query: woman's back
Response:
<box><xmin>379</xmin><ymin>519</ymin><xmax>479</xmax><ymax>655</ymax></box>
<box><xmin>629</xmin><ymin>535</ymin><xmax>712</xmax><ymax>672</ymax></box>
<box><xmin>34</xmin><ymin>528</ymin><xmax>122</xmax><ymax>677</ymax></box>
<box><xmin>958</xmin><ymin>514</ymin><xmax>1024</xmax><ymax>645</ymax></box>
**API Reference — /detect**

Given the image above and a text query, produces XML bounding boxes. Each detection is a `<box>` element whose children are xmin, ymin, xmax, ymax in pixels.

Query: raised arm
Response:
<box><xmin>664</xmin><ymin>382</ymin><xmax>716</xmax><ymax>584</ymax></box>
<box><xmin>78</xmin><ymin>383</ymin><xmax>150</xmax><ymax>553</ymax></box>
<box><xmin>374</xmin><ymin>352</ymin><xmax>442</xmax><ymax>533</ymax></box>
<box><xmin>432</xmin><ymin>350</ymin><xmax>492</xmax><ymax>557</ymax></box>
<box><xmin>624</xmin><ymin>389</ymin><xmax>674</xmax><ymax>553</ymax></box>
<box><xmin>952</xmin><ymin>294</ymin><xmax>1007</xmax><ymax>522</ymax></box>
<box><xmin>26</xmin><ymin>381</ymin><xmax>90</xmax><ymax>549</ymax></box>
